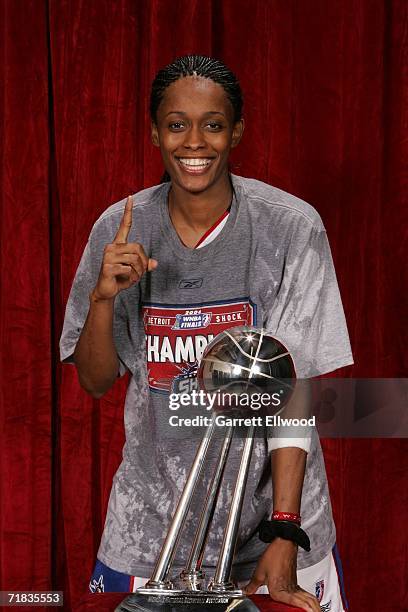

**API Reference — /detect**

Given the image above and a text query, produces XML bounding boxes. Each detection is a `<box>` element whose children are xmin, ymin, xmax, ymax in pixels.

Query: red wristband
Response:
<box><xmin>272</xmin><ymin>510</ymin><xmax>301</xmax><ymax>524</ymax></box>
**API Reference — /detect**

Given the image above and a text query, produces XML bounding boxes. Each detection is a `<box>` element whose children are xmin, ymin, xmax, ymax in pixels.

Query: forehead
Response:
<box><xmin>157</xmin><ymin>76</ymin><xmax>233</xmax><ymax>119</ymax></box>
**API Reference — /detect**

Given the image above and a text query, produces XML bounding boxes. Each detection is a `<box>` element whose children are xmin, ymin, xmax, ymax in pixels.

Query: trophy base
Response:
<box><xmin>115</xmin><ymin>590</ymin><xmax>260</xmax><ymax>611</ymax></box>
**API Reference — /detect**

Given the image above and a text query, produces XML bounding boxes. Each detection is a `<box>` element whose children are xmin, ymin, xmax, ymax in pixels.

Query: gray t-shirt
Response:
<box><xmin>60</xmin><ymin>174</ymin><xmax>353</xmax><ymax>581</ymax></box>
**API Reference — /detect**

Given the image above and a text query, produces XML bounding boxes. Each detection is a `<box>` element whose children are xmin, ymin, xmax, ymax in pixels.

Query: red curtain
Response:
<box><xmin>1</xmin><ymin>1</ymin><xmax>407</xmax><ymax>610</ymax></box>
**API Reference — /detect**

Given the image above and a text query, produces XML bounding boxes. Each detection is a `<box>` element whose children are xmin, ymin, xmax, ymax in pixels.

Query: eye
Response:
<box><xmin>168</xmin><ymin>121</ymin><xmax>185</xmax><ymax>130</ymax></box>
<box><xmin>205</xmin><ymin>122</ymin><xmax>223</xmax><ymax>131</ymax></box>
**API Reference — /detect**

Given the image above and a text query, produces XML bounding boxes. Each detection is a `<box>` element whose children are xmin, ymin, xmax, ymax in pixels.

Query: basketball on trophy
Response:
<box><xmin>197</xmin><ymin>326</ymin><xmax>296</xmax><ymax>414</ymax></box>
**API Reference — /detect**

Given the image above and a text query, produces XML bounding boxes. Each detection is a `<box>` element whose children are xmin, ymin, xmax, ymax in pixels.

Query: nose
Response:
<box><xmin>182</xmin><ymin>124</ymin><xmax>205</xmax><ymax>150</ymax></box>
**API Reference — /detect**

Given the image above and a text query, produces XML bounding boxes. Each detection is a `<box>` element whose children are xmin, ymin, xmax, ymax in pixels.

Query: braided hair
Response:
<box><xmin>150</xmin><ymin>55</ymin><xmax>243</xmax><ymax>123</ymax></box>
<box><xmin>150</xmin><ymin>55</ymin><xmax>243</xmax><ymax>182</ymax></box>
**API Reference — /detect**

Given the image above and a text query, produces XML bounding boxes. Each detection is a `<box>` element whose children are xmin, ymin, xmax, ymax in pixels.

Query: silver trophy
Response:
<box><xmin>116</xmin><ymin>327</ymin><xmax>295</xmax><ymax>611</ymax></box>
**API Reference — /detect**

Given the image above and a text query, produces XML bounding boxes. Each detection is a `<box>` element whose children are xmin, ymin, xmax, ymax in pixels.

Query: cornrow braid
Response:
<box><xmin>150</xmin><ymin>55</ymin><xmax>243</xmax><ymax>124</ymax></box>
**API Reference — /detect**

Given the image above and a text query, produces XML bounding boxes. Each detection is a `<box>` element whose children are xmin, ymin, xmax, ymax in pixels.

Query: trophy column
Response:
<box><xmin>210</xmin><ymin>425</ymin><xmax>255</xmax><ymax>592</ymax></box>
<box><xmin>147</xmin><ymin>420</ymin><xmax>216</xmax><ymax>589</ymax></box>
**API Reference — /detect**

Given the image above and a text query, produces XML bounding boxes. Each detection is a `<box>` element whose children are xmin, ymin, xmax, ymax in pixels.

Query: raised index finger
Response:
<box><xmin>114</xmin><ymin>195</ymin><xmax>133</xmax><ymax>243</ymax></box>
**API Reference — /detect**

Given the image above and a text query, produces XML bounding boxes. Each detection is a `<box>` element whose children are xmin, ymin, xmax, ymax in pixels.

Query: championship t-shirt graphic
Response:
<box><xmin>143</xmin><ymin>298</ymin><xmax>256</xmax><ymax>394</ymax></box>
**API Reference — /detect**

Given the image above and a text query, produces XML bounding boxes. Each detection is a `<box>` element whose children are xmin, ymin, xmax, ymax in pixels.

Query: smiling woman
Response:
<box><xmin>60</xmin><ymin>55</ymin><xmax>353</xmax><ymax>612</ymax></box>
<box><xmin>150</xmin><ymin>62</ymin><xmax>244</xmax><ymax>248</ymax></box>
<box><xmin>151</xmin><ymin>75</ymin><xmax>243</xmax><ymax>183</ymax></box>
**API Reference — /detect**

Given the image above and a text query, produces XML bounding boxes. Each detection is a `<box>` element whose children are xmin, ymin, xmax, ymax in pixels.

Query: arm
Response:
<box><xmin>248</xmin><ymin>218</ymin><xmax>352</xmax><ymax>609</ymax></box>
<box><xmin>246</xmin><ymin>448</ymin><xmax>320</xmax><ymax>611</ymax></box>
<box><xmin>271</xmin><ymin>445</ymin><xmax>306</xmax><ymax>515</ymax></box>
<box><xmin>73</xmin><ymin>293</ymin><xmax>118</xmax><ymax>398</ymax></box>
<box><xmin>72</xmin><ymin>195</ymin><xmax>157</xmax><ymax>398</ymax></box>
<box><xmin>246</xmin><ymin>382</ymin><xmax>320</xmax><ymax>612</ymax></box>
<box><xmin>271</xmin><ymin>379</ymin><xmax>311</xmax><ymax>517</ymax></box>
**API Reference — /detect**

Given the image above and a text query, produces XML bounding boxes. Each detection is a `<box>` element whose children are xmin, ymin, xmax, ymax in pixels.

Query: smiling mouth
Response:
<box><xmin>177</xmin><ymin>157</ymin><xmax>215</xmax><ymax>171</ymax></box>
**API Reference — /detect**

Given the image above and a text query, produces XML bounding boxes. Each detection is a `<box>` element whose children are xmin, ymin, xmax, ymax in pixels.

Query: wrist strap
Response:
<box><xmin>258</xmin><ymin>519</ymin><xmax>311</xmax><ymax>552</ymax></box>
<box><xmin>272</xmin><ymin>511</ymin><xmax>301</xmax><ymax>524</ymax></box>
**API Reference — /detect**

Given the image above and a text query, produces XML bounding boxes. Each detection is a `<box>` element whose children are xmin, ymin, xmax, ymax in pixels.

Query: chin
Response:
<box><xmin>171</xmin><ymin>168</ymin><xmax>225</xmax><ymax>195</ymax></box>
<box><xmin>181</xmin><ymin>180</ymin><xmax>212</xmax><ymax>194</ymax></box>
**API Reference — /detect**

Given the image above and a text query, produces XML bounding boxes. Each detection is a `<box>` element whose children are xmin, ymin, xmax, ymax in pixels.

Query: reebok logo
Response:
<box><xmin>179</xmin><ymin>278</ymin><xmax>203</xmax><ymax>289</ymax></box>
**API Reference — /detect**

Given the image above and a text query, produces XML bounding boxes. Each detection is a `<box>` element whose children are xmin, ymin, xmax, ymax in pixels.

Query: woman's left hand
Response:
<box><xmin>244</xmin><ymin>538</ymin><xmax>321</xmax><ymax>611</ymax></box>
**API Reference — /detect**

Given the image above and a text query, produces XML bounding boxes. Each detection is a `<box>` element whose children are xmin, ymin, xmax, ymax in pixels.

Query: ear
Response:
<box><xmin>231</xmin><ymin>118</ymin><xmax>245</xmax><ymax>149</ymax></box>
<box><xmin>151</xmin><ymin>121</ymin><xmax>160</xmax><ymax>147</ymax></box>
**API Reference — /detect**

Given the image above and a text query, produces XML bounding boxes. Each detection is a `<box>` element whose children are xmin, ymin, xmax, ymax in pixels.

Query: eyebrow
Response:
<box><xmin>164</xmin><ymin>111</ymin><xmax>226</xmax><ymax>118</ymax></box>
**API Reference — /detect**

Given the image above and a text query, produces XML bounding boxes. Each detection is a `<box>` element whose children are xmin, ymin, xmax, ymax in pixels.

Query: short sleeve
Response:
<box><xmin>59</xmin><ymin>241</ymin><xmax>96</xmax><ymax>364</ymax></box>
<box><xmin>59</xmin><ymin>226</ymin><xmax>142</xmax><ymax>377</ymax></box>
<box><xmin>265</xmin><ymin>219</ymin><xmax>353</xmax><ymax>378</ymax></box>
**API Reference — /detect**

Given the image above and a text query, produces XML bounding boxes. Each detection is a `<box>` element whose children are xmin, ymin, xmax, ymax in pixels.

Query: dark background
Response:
<box><xmin>0</xmin><ymin>0</ymin><xmax>407</xmax><ymax>610</ymax></box>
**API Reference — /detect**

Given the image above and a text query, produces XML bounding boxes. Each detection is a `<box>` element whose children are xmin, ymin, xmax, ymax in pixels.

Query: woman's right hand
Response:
<box><xmin>92</xmin><ymin>195</ymin><xmax>158</xmax><ymax>301</ymax></box>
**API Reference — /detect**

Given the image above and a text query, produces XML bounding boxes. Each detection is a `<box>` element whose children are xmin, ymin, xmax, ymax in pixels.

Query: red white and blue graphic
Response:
<box><xmin>143</xmin><ymin>298</ymin><xmax>256</xmax><ymax>393</ymax></box>
<box><xmin>315</xmin><ymin>579</ymin><xmax>325</xmax><ymax>603</ymax></box>
<box><xmin>172</xmin><ymin>311</ymin><xmax>212</xmax><ymax>330</ymax></box>
<box><xmin>89</xmin><ymin>574</ymin><xmax>104</xmax><ymax>593</ymax></box>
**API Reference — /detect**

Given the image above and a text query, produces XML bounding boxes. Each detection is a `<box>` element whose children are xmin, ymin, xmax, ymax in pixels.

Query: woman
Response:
<box><xmin>60</xmin><ymin>55</ymin><xmax>353</xmax><ymax>611</ymax></box>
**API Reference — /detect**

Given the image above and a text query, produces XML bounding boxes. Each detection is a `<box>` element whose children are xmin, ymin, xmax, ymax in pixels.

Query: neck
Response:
<box><xmin>168</xmin><ymin>173</ymin><xmax>233</xmax><ymax>231</ymax></box>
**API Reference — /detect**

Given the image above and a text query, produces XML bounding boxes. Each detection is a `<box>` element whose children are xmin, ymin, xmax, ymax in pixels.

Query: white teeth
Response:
<box><xmin>179</xmin><ymin>158</ymin><xmax>212</xmax><ymax>167</ymax></box>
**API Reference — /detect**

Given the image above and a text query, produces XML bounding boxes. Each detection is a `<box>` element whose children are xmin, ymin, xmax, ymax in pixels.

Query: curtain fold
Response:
<box><xmin>1</xmin><ymin>1</ymin><xmax>407</xmax><ymax>610</ymax></box>
<box><xmin>0</xmin><ymin>0</ymin><xmax>52</xmax><ymax>592</ymax></box>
